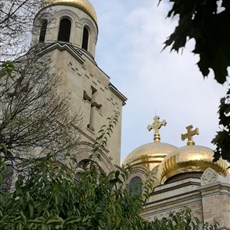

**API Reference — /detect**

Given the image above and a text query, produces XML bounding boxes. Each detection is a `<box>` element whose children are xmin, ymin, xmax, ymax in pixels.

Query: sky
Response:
<box><xmin>1</xmin><ymin>1</ymin><xmax>228</xmax><ymax>164</ymax></box>
<box><xmin>89</xmin><ymin>0</ymin><xmax>229</xmax><ymax>162</ymax></box>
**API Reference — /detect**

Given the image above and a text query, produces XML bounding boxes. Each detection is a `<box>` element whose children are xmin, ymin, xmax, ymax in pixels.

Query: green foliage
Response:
<box><xmin>0</xmin><ymin>114</ymin><xmax>218</xmax><ymax>229</ymax></box>
<box><xmin>0</xmin><ymin>143</ymin><xmax>144</xmax><ymax>229</ymax></box>
<box><xmin>160</xmin><ymin>0</ymin><xmax>230</xmax><ymax>84</ymax></box>
<box><xmin>0</xmin><ymin>154</ymin><xmax>217</xmax><ymax>230</ymax></box>
<box><xmin>1</xmin><ymin>61</ymin><xmax>15</xmax><ymax>79</ymax></box>
<box><xmin>212</xmin><ymin>87</ymin><xmax>230</xmax><ymax>162</ymax></box>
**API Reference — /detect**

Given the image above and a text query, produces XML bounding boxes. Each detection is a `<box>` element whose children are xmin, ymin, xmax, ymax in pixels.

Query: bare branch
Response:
<box><xmin>0</xmin><ymin>50</ymin><xmax>82</xmax><ymax>168</ymax></box>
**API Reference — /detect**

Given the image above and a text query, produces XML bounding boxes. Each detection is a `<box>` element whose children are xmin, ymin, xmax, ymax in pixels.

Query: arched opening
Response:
<box><xmin>82</xmin><ymin>27</ymin><xmax>89</xmax><ymax>51</ymax></box>
<box><xmin>129</xmin><ymin>176</ymin><xmax>142</xmax><ymax>196</ymax></box>
<box><xmin>78</xmin><ymin>159</ymin><xmax>91</xmax><ymax>170</ymax></box>
<box><xmin>39</xmin><ymin>19</ymin><xmax>48</xmax><ymax>43</ymax></box>
<box><xmin>58</xmin><ymin>18</ymin><xmax>71</xmax><ymax>42</ymax></box>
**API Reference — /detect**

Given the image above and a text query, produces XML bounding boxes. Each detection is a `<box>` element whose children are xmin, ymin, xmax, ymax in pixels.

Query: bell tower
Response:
<box><xmin>31</xmin><ymin>0</ymin><xmax>98</xmax><ymax>58</ymax></box>
<box><xmin>30</xmin><ymin>0</ymin><xmax>127</xmax><ymax>170</ymax></box>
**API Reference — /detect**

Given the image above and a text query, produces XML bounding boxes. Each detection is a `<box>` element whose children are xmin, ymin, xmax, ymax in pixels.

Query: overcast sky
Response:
<box><xmin>90</xmin><ymin>0</ymin><xmax>228</xmax><ymax>162</ymax></box>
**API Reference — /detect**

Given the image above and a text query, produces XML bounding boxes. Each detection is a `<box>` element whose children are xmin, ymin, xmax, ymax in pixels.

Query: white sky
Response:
<box><xmin>90</xmin><ymin>0</ymin><xmax>229</xmax><ymax>162</ymax></box>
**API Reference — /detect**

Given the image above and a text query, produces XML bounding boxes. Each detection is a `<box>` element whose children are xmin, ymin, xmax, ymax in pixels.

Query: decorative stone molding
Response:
<box><xmin>127</xmin><ymin>165</ymin><xmax>149</xmax><ymax>184</ymax></box>
<box><xmin>201</xmin><ymin>168</ymin><xmax>218</xmax><ymax>185</ymax></box>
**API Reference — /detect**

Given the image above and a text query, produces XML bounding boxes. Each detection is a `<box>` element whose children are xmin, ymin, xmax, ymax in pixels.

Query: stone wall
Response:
<box><xmin>142</xmin><ymin>168</ymin><xmax>230</xmax><ymax>229</ymax></box>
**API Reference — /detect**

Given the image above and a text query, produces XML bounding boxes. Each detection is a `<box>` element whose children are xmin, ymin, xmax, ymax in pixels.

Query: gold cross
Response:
<box><xmin>181</xmin><ymin>125</ymin><xmax>199</xmax><ymax>146</ymax></box>
<box><xmin>147</xmin><ymin>116</ymin><xmax>167</xmax><ymax>142</ymax></box>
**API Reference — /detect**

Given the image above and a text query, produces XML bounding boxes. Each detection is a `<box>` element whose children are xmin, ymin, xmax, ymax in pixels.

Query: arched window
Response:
<box><xmin>58</xmin><ymin>18</ymin><xmax>71</xmax><ymax>42</ymax></box>
<box><xmin>129</xmin><ymin>176</ymin><xmax>142</xmax><ymax>196</ymax></box>
<box><xmin>39</xmin><ymin>19</ymin><xmax>48</xmax><ymax>43</ymax></box>
<box><xmin>82</xmin><ymin>27</ymin><xmax>89</xmax><ymax>51</ymax></box>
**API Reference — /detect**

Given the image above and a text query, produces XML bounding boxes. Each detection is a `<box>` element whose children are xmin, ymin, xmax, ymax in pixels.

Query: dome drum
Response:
<box><xmin>32</xmin><ymin>0</ymin><xmax>98</xmax><ymax>57</ymax></box>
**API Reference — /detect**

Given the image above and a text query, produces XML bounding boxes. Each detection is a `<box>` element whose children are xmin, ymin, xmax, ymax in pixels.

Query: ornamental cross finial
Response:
<box><xmin>181</xmin><ymin>125</ymin><xmax>199</xmax><ymax>146</ymax></box>
<box><xmin>147</xmin><ymin>116</ymin><xmax>167</xmax><ymax>142</ymax></box>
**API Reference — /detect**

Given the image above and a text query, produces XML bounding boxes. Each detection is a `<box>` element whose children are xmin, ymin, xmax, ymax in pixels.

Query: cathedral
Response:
<box><xmin>124</xmin><ymin>117</ymin><xmax>230</xmax><ymax>228</ymax></box>
<box><xmin>31</xmin><ymin>0</ymin><xmax>230</xmax><ymax>229</ymax></box>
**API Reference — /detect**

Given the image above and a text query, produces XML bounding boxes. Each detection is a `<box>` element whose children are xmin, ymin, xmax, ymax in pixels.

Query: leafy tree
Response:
<box><xmin>160</xmin><ymin>0</ymin><xmax>230</xmax><ymax>162</ymax></box>
<box><xmin>160</xmin><ymin>0</ymin><xmax>230</xmax><ymax>84</ymax></box>
<box><xmin>212</xmin><ymin>88</ymin><xmax>230</xmax><ymax>162</ymax></box>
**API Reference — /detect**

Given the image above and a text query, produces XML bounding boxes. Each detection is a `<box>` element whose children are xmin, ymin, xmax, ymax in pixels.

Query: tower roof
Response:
<box><xmin>45</xmin><ymin>0</ymin><xmax>97</xmax><ymax>22</ymax></box>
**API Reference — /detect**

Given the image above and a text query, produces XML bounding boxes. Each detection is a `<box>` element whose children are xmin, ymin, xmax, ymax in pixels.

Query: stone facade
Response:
<box><xmin>141</xmin><ymin>168</ymin><xmax>230</xmax><ymax>229</ymax></box>
<box><xmin>31</xmin><ymin>2</ymin><xmax>126</xmax><ymax>166</ymax></box>
<box><xmin>200</xmin><ymin>169</ymin><xmax>230</xmax><ymax>228</ymax></box>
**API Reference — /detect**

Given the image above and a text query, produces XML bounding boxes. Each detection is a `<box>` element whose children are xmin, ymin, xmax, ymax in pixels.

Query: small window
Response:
<box><xmin>82</xmin><ymin>27</ymin><xmax>89</xmax><ymax>51</ymax></box>
<box><xmin>129</xmin><ymin>176</ymin><xmax>142</xmax><ymax>196</ymax></box>
<box><xmin>39</xmin><ymin>20</ymin><xmax>48</xmax><ymax>43</ymax></box>
<box><xmin>58</xmin><ymin>18</ymin><xmax>71</xmax><ymax>42</ymax></box>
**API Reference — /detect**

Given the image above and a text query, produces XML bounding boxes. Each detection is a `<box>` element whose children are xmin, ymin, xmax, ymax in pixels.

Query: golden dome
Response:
<box><xmin>123</xmin><ymin>143</ymin><xmax>178</xmax><ymax>171</ymax></box>
<box><xmin>45</xmin><ymin>0</ymin><xmax>97</xmax><ymax>22</ymax></box>
<box><xmin>158</xmin><ymin>145</ymin><xmax>228</xmax><ymax>183</ymax></box>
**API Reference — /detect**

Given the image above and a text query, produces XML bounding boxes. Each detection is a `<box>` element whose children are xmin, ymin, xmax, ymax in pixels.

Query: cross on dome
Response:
<box><xmin>147</xmin><ymin>116</ymin><xmax>167</xmax><ymax>143</ymax></box>
<box><xmin>181</xmin><ymin>125</ymin><xmax>199</xmax><ymax>146</ymax></box>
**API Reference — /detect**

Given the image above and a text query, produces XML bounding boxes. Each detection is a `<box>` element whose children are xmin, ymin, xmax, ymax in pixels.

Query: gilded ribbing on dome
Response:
<box><xmin>44</xmin><ymin>0</ymin><xmax>97</xmax><ymax>22</ymax></box>
<box><xmin>158</xmin><ymin>145</ymin><xmax>228</xmax><ymax>183</ymax></box>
